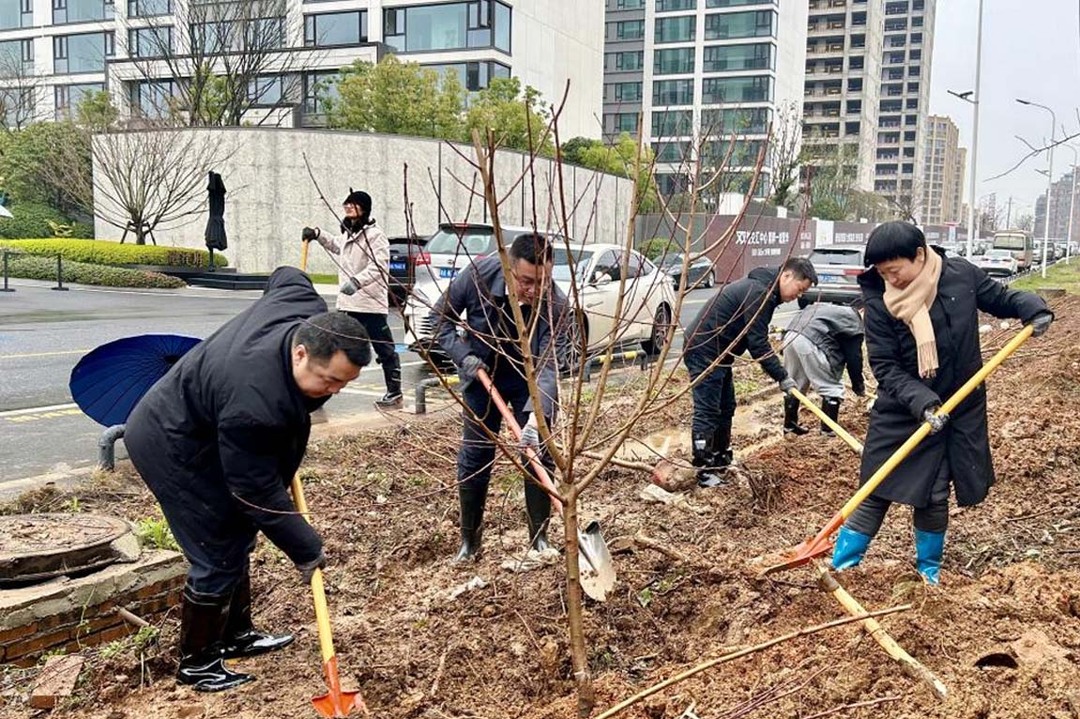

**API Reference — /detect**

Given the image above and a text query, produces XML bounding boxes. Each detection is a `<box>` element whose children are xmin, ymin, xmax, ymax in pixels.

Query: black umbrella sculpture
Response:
<box><xmin>205</xmin><ymin>171</ymin><xmax>227</xmax><ymax>271</ymax></box>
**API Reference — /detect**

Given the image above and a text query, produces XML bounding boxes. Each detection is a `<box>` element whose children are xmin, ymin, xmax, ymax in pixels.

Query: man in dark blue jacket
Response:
<box><xmin>125</xmin><ymin>268</ymin><xmax>371</xmax><ymax>692</ymax></box>
<box><xmin>683</xmin><ymin>258</ymin><xmax>817</xmax><ymax>487</ymax></box>
<box><xmin>433</xmin><ymin>233</ymin><xmax>571</xmax><ymax>562</ymax></box>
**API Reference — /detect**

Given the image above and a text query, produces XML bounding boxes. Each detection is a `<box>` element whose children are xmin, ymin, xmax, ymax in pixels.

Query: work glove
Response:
<box><xmin>459</xmin><ymin>355</ymin><xmax>488</xmax><ymax>384</ymax></box>
<box><xmin>779</xmin><ymin>378</ymin><xmax>797</xmax><ymax>395</ymax></box>
<box><xmin>519</xmin><ymin>413</ymin><xmax>540</xmax><ymax>451</ymax></box>
<box><xmin>339</xmin><ymin>276</ymin><xmax>359</xmax><ymax>296</ymax></box>
<box><xmin>296</xmin><ymin>551</ymin><xmax>327</xmax><ymax>585</ymax></box>
<box><xmin>302</xmin><ymin>226</ymin><xmax>319</xmax><ymax>242</ymax></box>
<box><xmin>1029</xmin><ymin>312</ymin><xmax>1053</xmax><ymax>337</ymax></box>
<box><xmin>923</xmin><ymin>407</ymin><xmax>949</xmax><ymax>435</ymax></box>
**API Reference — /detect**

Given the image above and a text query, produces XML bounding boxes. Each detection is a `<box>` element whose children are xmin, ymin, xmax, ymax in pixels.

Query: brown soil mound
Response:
<box><xmin>3</xmin><ymin>299</ymin><xmax>1079</xmax><ymax>719</ymax></box>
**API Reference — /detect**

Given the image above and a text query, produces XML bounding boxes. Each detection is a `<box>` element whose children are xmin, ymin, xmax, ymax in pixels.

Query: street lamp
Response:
<box><xmin>947</xmin><ymin>0</ymin><xmax>983</xmax><ymax>260</ymax></box>
<box><xmin>1065</xmin><ymin>144</ymin><xmax>1077</xmax><ymax>266</ymax></box>
<box><xmin>1017</xmin><ymin>98</ymin><xmax>1056</xmax><ymax>278</ymax></box>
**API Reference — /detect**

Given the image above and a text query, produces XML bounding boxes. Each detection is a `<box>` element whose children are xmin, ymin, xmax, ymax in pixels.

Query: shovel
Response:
<box><xmin>789</xmin><ymin>388</ymin><xmax>864</xmax><ymax>455</ymax></box>
<box><xmin>475</xmin><ymin>368</ymin><xmax>617</xmax><ymax>602</ymax></box>
<box><xmin>291</xmin><ymin>474</ymin><xmax>368</xmax><ymax>717</ymax></box>
<box><xmin>759</xmin><ymin>325</ymin><xmax>1034</xmax><ymax>577</ymax></box>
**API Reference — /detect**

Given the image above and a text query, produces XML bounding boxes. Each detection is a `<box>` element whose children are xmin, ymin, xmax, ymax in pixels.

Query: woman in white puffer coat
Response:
<box><xmin>308</xmin><ymin>189</ymin><xmax>402</xmax><ymax>408</ymax></box>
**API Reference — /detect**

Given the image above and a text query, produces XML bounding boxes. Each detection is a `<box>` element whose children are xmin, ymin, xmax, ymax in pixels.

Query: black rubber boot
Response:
<box><xmin>376</xmin><ymin>356</ymin><xmax>403</xmax><ymax>408</ymax></box>
<box><xmin>783</xmin><ymin>395</ymin><xmax>809</xmax><ymax>436</ymax></box>
<box><xmin>177</xmin><ymin>587</ymin><xmax>255</xmax><ymax>693</ymax></box>
<box><xmin>220</xmin><ymin>573</ymin><xmax>294</xmax><ymax>660</ymax></box>
<box><xmin>453</xmin><ymin>482</ymin><xmax>487</xmax><ymax>562</ymax></box>
<box><xmin>693</xmin><ymin>433</ymin><xmax>727</xmax><ymax>488</ymax></box>
<box><xmin>524</xmin><ymin>478</ymin><xmax>552</xmax><ymax>552</ymax></box>
<box><xmin>821</xmin><ymin>397</ymin><xmax>842</xmax><ymax>436</ymax></box>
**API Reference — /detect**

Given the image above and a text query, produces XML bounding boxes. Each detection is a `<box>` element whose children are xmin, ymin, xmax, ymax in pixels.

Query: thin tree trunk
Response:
<box><xmin>563</xmin><ymin>483</ymin><xmax>595</xmax><ymax>718</ymax></box>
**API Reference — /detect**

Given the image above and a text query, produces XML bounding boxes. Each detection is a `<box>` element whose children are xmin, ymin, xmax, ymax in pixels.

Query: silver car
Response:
<box><xmin>806</xmin><ymin>244</ymin><xmax>866</xmax><ymax>305</ymax></box>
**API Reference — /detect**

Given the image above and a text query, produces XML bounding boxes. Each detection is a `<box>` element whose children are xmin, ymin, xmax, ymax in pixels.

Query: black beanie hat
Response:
<box><xmin>344</xmin><ymin>188</ymin><xmax>372</xmax><ymax>216</ymax></box>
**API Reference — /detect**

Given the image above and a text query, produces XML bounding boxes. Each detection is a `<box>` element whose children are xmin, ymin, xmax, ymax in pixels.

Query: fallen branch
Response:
<box><xmin>801</xmin><ymin>695</ymin><xmax>902</xmax><ymax>718</ymax></box>
<box><xmin>632</xmin><ymin>533</ymin><xmax>717</xmax><ymax>573</ymax></box>
<box><xmin>116</xmin><ymin>607</ymin><xmax>149</xmax><ymax>628</ymax></box>
<box><xmin>814</xmin><ymin>560</ymin><xmax>947</xmax><ymax>700</ymax></box>
<box><xmin>594</xmin><ymin>605</ymin><xmax>912</xmax><ymax>719</ymax></box>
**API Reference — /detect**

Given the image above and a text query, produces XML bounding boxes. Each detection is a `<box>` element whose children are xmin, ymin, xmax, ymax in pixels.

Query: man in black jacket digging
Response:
<box><xmin>683</xmin><ymin>258</ymin><xmax>817</xmax><ymax>487</ymax></box>
<box><xmin>125</xmin><ymin>267</ymin><xmax>371</xmax><ymax>692</ymax></box>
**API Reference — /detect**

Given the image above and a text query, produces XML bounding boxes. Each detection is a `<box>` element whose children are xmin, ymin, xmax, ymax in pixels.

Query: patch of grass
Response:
<box><xmin>1010</xmin><ymin>261</ymin><xmax>1080</xmax><ymax>295</ymax></box>
<box><xmin>734</xmin><ymin>379</ymin><xmax>760</xmax><ymax>395</ymax></box>
<box><xmin>135</xmin><ymin>515</ymin><xmax>179</xmax><ymax>551</ymax></box>
<box><xmin>306</xmin><ymin>273</ymin><xmax>338</xmax><ymax>285</ymax></box>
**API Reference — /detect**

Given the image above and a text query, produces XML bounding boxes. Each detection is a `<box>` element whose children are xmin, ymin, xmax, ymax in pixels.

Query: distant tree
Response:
<box><xmin>0</xmin><ymin>121</ymin><xmax>88</xmax><ymax>216</ymax></box>
<box><xmin>558</xmin><ymin>133</ymin><xmax>659</xmax><ymax>213</ymax></box>
<box><xmin>767</xmin><ymin>100</ymin><xmax>803</xmax><ymax>209</ymax></box>
<box><xmin>1015</xmin><ymin>212</ymin><xmax>1034</xmax><ymax>232</ymax></box>
<box><xmin>560</xmin><ymin>136</ymin><xmax>595</xmax><ymax>166</ymax></box>
<box><xmin>328</xmin><ymin>56</ymin><xmax>465</xmax><ymax>138</ymax></box>
<box><xmin>465</xmin><ymin>77</ymin><xmax>553</xmax><ymax>154</ymax></box>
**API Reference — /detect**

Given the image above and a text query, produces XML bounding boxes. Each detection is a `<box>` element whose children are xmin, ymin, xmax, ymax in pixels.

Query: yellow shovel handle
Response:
<box><xmin>837</xmin><ymin>324</ymin><xmax>1033</xmax><ymax>521</ymax></box>
<box><xmin>300</xmin><ymin>239</ymin><xmax>310</xmax><ymax>273</ymax></box>
<box><xmin>789</xmin><ymin>388</ymin><xmax>864</xmax><ymax>454</ymax></box>
<box><xmin>291</xmin><ymin>474</ymin><xmax>337</xmax><ymax>666</ymax></box>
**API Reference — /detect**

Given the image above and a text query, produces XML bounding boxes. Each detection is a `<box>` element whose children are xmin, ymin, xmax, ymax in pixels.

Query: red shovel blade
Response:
<box><xmin>311</xmin><ymin>656</ymin><xmax>367</xmax><ymax>718</ymax></box>
<box><xmin>757</xmin><ymin>535</ymin><xmax>834</xmax><ymax>578</ymax></box>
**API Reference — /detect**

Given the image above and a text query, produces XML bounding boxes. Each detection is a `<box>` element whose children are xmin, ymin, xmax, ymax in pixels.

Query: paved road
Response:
<box><xmin>0</xmin><ymin>278</ymin><xmax>795</xmax><ymax>485</ymax></box>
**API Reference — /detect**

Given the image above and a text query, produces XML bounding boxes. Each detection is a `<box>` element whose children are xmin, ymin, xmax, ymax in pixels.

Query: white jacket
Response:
<box><xmin>316</xmin><ymin>222</ymin><xmax>389</xmax><ymax>315</ymax></box>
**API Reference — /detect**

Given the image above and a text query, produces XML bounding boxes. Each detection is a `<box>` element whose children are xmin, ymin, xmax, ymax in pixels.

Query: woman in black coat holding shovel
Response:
<box><xmin>831</xmin><ymin>222</ymin><xmax>1053</xmax><ymax>584</ymax></box>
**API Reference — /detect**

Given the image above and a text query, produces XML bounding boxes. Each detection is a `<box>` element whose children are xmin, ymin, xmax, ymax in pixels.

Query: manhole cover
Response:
<box><xmin>0</xmin><ymin>514</ymin><xmax>136</xmax><ymax>586</ymax></box>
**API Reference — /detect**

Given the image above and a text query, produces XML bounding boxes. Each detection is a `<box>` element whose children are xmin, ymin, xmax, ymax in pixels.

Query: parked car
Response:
<box><xmin>388</xmin><ymin>234</ymin><xmax>429</xmax><ymax>308</ymax></box>
<box><xmin>659</xmin><ymin>253</ymin><xmax>715</xmax><ymax>290</ymax></box>
<box><xmin>806</xmin><ymin>244</ymin><xmax>866</xmax><ymax>305</ymax></box>
<box><xmin>974</xmin><ymin>249</ymin><xmax>1018</xmax><ymax>277</ymax></box>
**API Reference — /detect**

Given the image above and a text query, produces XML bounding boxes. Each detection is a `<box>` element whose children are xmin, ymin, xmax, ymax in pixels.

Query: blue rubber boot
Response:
<box><xmin>831</xmin><ymin>526</ymin><xmax>873</xmax><ymax>570</ymax></box>
<box><xmin>914</xmin><ymin>529</ymin><xmax>945</xmax><ymax>585</ymax></box>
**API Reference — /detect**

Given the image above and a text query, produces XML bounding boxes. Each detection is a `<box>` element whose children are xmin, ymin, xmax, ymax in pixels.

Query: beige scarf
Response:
<box><xmin>883</xmin><ymin>248</ymin><xmax>942</xmax><ymax>379</ymax></box>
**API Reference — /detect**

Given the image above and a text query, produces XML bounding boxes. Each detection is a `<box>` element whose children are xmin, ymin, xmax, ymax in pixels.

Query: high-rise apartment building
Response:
<box><xmin>0</xmin><ymin>0</ymin><xmax>604</xmax><ymax>137</ymax></box>
<box><xmin>1034</xmin><ymin>170</ymin><xmax>1079</xmax><ymax>243</ymax></box>
<box><xmin>803</xmin><ymin>0</ymin><xmax>883</xmax><ymax>192</ymax></box>
<box><xmin>602</xmin><ymin>0</ymin><xmax>808</xmax><ymax>201</ymax></box>
<box><xmin>920</xmin><ymin>114</ymin><xmax>964</xmax><ymax>225</ymax></box>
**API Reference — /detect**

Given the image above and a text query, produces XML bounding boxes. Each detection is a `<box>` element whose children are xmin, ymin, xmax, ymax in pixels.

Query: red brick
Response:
<box><xmin>29</xmin><ymin>655</ymin><xmax>84</xmax><ymax>709</ymax></box>
<box><xmin>0</xmin><ymin>622</ymin><xmax>39</xmax><ymax>645</ymax></box>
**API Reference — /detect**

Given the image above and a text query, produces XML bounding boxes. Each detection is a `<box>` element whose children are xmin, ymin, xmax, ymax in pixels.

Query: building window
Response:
<box><xmin>608</xmin><ymin>81</ymin><xmax>642</xmax><ymax>102</ymax></box>
<box><xmin>0</xmin><ymin>0</ymin><xmax>33</xmax><ymax>30</ymax></box>
<box><xmin>704</xmin><ymin>10</ymin><xmax>774</xmax><ymax>40</ymax></box>
<box><xmin>652</xmin><ymin>78</ymin><xmax>693</xmax><ymax>106</ymax></box>
<box><xmin>653</xmin><ymin>47</ymin><xmax>694</xmax><ymax>75</ymax></box>
<box><xmin>304</xmin><ymin>11</ymin><xmax>367</xmax><ymax>47</ymax></box>
<box><xmin>702</xmin><ymin>43</ymin><xmax>771</xmax><ymax>72</ymax></box>
<box><xmin>303</xmin><ymin>71</ymin><xmax>340</xmax><ymax>114</ymax></box>
<box><xmin>383</xmin><ymin>1</ymin><xmax>511</xmax><ymax>54</ymax></box>
<box><xmin>192</xmin><ymin>14</ymin><xmax>285</xmax><ymax>54</ymax></box>
<box><xmin>128</xmin><ymin>79</ymin><xmax>176</xmax><ymax>118</ymax></box>
<box><xmin>614</xmin><ymin>0</ymin><xmax>645</xmax><ymax>8</ymax></box>
<box><xmin>0</xmin><ymin>38</ymin><xmax>32</xmax><ymax>72</ymax></box>
<box><xmin>604</xmin><ymin>111</ymin><xmax>639</xmax><ymax>135</ymax></box>
<box><xmin>656</xmin><ymin>0</ymin><xmax>694</xmax><ymax>11</ymax></box>
<box><xmin>652</xmin><ymin>109</ymin><xmax>692</xmax><ymax>137</ymax></box>
<box><xmin>54</xmin><ymin>81</ymin><xmax>102</xmax><ymax>118</ymax></box>
<box><xmin>127</xmin><ymin>0</ymin><xmax>169</xmax><ymax>17</ymax></box>
<box><xmin>127</xmin><ymin>26</ymin><xmax>171</xmax><ymax>57</ymax></box>
<box><xmin>701</xmin><ymin>75</ymin><xmax>771</xmax><ymax>104</ymax></box>
<box><xmin>701</xmin><ymin>106</ymin><xmax>769</xmax><ymax>134</ymax></box>
<box><xmin>424</xmin><ymin>60</ymin><xmax>510</xmax><ymax>91</ymax></box>
<box><xmin>54</xmin><ymin>31</ymin><xmax>113</xmax><ymax>74</ymax></box>
<box><xmin>652</xmin><ymin>140</ymin><xmax>690</xmax><ymax>163</ymax></box>
<box><xmin>654</xmin><ymin>15</ymin><xmax>695</xmax><ymax>43</ymax></box>
<box><xmin>604</xmin><ymin>50</ymin><xmax>643</xmax><ymax>72</ymax></box>
<box><xmin>53</xmin><ymin>0</ymin><xmax>114</xmax><ymax>25</ymax></box>
<box><xmin>707</xmin><ymin>0</ymin><xmax>774</xmax><ymax>5</ymax></box>
<box><xmin>609</xmin><ymin>19</ymin><xmax>644</xmax><ymax>40</ymax></box>
<box><xmin>248</xmin><ymin>75</ymin><xmax>284</xmax><ymax>106</ymax></box>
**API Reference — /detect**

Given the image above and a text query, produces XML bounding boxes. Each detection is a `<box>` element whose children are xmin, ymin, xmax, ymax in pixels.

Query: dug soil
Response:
<box><xmin>3</xmin><ymin>299</ymin><xmax>1079</xmax><ymax>719</ymax></box>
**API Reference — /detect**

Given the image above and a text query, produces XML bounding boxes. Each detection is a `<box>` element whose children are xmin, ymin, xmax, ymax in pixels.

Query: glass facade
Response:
<box><xmin>248</xmin><ymin>75</ymin><xmax>284</xmax><ymax>106</ymax></box>
<box><xmin>55</xmin><ymin>81</ymin><xmax>103</xmax><ymax>118</ymax></box>
<box><xmin>127</xmin><ymin>0</ymin><xmax>168</xmax><ymax>17</ymax></box>
<box><xmin>424</xmin><ymin>60</ymin><xmax>510</xmax><ymax>91</ymax></box>
<box><xmin>609</xmin><ymin>81</ymin><xmax>642</xmax><ymax>102</ymax></box>
<box><xmin>127</xmin><ymin>25</ymin><xmax>171</xmax><ymax>57</ymax></box>
<box><xmin>702</xmin><ymin>43</ymin><xmax>771</xmax><ymax>72</ymax></box>
<box><xmin>653</xmin><ymin>140</ymin><xmax>690</xmax><ymax>163</ymax></box>
<box><xmin>304</xmin><ymin>10</ymin><xmax>367</xmax><ymax>47</ymax></box>
<box><xmin>53</xmin><ymin>0</ymin><xmax>114</xmax><ymax>25</ymax></box>
<box><xmin>652</xmin><ymin>109</ymin><xmax>692</xmax><ymax>137</ymax></box>
<box><xmin>54</xmin><ymin>31</ymin><xmax>114</xmax><ymax>74</ymax></box>
<box><xmin>653</xmin><ymin>47</ymin><xmax>694</xmax><ymax>75</ymax></box>
<box><xmin>703</xmin><ymin>10</ymin><xmax>774</xmax><ymax>39</ymax></box>
<box><xmin>701</xmin><ymin>75</ymin><xmax>771</xmax><ymax>104</ymax></box>
<box><xmin>610</xmin><ymin>19</ymin><xmax>644</xmax><ymax>40</ymax></box>
<box><xmin>654</xmin><ymin>15</ymin><xmax>695</xmax><ymax>43</ymax></box>
<box><xmin>0</xmin><ymin>0</ymin><xmax>33</xmax><ymax>30</ymax></box>
<box><xmin>384</xmin><ymin>1</ymin><xmax>511</xmax><ymax>54</ymax></box>
<box><xmin>656</xmin><ymin>0</ymin><xmax>694</xmax><ymax>10</ymax></box>
<box><xmin>701</xmin><ymin>107</ymin><xmax>770</xmax><ymax>134</ymax></box>
<box><xmin>706</xmin><ymin>0</ymin><xmax>774</xmax><ymax>6</ymax></box>
<box><xmin>652</xmin><ymin>78</ymin><xmax>693</xmax><ymax>106</ymax></box>
<box><xmin>604</xmin><ymin>111</ymin><xmax>639</xmax><ymax>134</ymax></box>
<box><xmin>605</xmin><ymin>50</ymin><xmax>643</xmax><ymax>72</ymax></box>
<box><xmin>0</xmin><ymin>38</ymin><xmax>31</xmax><ymax>72</ymax></box>
<box><xmin>128</xmin><ymin>79</ymin><xmax>175</xmax><ymax>118</ymax></box>
<box><xmin>303</xmin><ymin>71</ymin><xmax>339</xmax><ymax>114</ymax></box>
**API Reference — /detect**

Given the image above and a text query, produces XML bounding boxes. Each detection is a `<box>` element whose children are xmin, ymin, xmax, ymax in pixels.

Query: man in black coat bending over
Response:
<box><xmin>125</xmin><ymin>267</ymin><xmax>371</xmax><ymax>692</ymax></box>
<box><xmin>683</xmin><ymin>257</ymin><xmax>817</xmax><ymax>487</ymax></box>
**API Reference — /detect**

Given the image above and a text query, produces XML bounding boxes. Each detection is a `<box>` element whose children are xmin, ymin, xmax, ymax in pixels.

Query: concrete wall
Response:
<box><xmin>92</xmin><ymin>128</ymin><xmax>635</xmax><ymax>274</ymax></box>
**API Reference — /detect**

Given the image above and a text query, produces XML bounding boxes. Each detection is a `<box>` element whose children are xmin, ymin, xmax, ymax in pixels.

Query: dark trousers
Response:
<box><xmin>846</xmin><ymin>461</ymin><xmax>952</xmax><ymax>535</ymax></box>
<box><xmin>347</xmin><ymin>311</ymin><xmax>401</xmax><ymax>395</ymax></box>
<box><xmin>458</xmin><ymin>365</ymin><xmax>555</xmax><ymax>497</ymax></box>
<box><xmin>683</xmin><ymin>349</ymin><xmax>736</xmax><ymax>440</ymax></box>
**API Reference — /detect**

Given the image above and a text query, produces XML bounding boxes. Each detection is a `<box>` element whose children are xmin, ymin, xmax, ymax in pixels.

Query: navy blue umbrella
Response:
<box><xmin>70</xmin><ymin>334</ymin><xmax>200</xmax><ymax>427</ymax></box>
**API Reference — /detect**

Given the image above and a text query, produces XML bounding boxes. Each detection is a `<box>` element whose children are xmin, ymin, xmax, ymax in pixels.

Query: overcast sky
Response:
<box><xmin>929</xmin><ymin>0</ymin><xmax>1080</xmax><ymax>221</ymax></box>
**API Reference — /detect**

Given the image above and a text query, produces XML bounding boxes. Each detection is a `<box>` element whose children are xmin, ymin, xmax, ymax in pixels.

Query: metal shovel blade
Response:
<box><xmin>577</xmin><ymin>520</ymin><xmax>616</xmax><ymax>602</ymax></box>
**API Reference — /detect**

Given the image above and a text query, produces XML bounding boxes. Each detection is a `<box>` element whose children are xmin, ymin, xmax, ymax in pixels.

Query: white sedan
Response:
<box><xmin>973</xmin><ymin>249</ymin><xmax>1019</xmax><ymax>278</ymax></box>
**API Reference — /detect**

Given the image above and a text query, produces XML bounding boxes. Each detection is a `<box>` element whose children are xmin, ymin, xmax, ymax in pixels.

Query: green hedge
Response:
<box><xmin>0</xmin><ymin>203</ymin><xmax>77</xmax><ymax>239</ymax></box>
<box><xmin>3</xmin><ymin>253</ymin><xmax>185</xmax><ymax>289</ymax></box>
<box><xmin>0</xmin><ymin>238</ymin><xmax>228</xmax><ymax>268</ymax></box>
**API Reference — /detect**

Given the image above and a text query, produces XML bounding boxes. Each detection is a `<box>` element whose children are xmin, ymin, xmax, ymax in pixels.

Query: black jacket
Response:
<box><xmin>683</xmin><ymin>266</ymin><xmax>787</xmax><ymax>382</ymax></box>
<box><xmin>858</xmin><ymin>250</ymin><xmax>1047</xmax><ymax>507</ymax></box>
<box><xmin>433</xmin><ymin>256</ymin><xmax>571</xmax><ymax>416</ymax></box>
<box><xmin>125</xmin><ymin>267</ymin><xmax>329</xmax><ymax>564</ymax></box>
<box><xmin>784</xmin><ymin>303</ymin><xmax>865</xmax><ymax>395</ymax></box>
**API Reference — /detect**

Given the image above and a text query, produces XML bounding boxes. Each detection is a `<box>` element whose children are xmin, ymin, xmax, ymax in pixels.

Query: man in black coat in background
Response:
<box><xmin>682</xmin><ymin>257</ymin><xmax>818</xmax><ymax>487</ymax></box>
<box><xmin>125</xmin><ymin>267</ymin><xmax>371</xmax><ymax>692</ymax></box>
